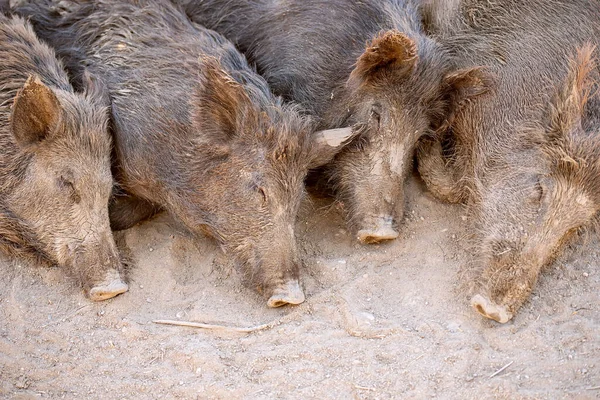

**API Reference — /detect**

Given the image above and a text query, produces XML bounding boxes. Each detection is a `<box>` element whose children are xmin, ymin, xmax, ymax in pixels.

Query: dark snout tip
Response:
<box><xmin>471</xmin><ymin>294</ymin><xmax>513</xmax><ymax>324</ymax></box>
<box><xmin>267</xmin><ymin>280</ymin><xmax>305</xmax><ymax>308</ymax></box>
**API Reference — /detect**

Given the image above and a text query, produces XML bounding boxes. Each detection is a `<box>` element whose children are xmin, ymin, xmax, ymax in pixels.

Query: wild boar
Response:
<box><xmin>176</xmin><ymin>0</ymin><xmax>491</xmax><ymax>243</ymax></box>
<box><xmin>0</xmin><ymin>14</ymin><xmax>127</xmax><ymax>300</ymax></box>
<box><xmin>418</xmin><ymin>0</ymin><xmax>600</xmax><ymax>322</ymax></box>
<box><xmin>16</xmin><ymin>0</ymin><xmax>355</xmax><ymax>307</ymax></box>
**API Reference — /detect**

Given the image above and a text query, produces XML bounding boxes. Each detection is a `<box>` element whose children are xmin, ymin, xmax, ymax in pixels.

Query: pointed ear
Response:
<box><xmin>11</xmin><ymin>75</ymin><xmax>62</xmax><ymax>148</ymax></box>
<box><xmin>348</xmin><ymin>30</ymin><xmax>418</xmax><ymax>89</ymax></box>
<box><xmin>444</xmin><ymin>66</ymin><xmax>493</xmax><ymax>100</ymax></box>
<box><xmin>438</xmin><ymin>66</ymin><xmax>494</xmax><ymax>130</ymax></box>
<box><xmin>192</xmin><ymin>56</ymin><xmax>256</xmax><ymax>142</ymax></box>
<box><xmin>309</xmin><ymin>127</ymin><xmax>357</xmax><ymax>168</ymax></box>
<box><xmin>546</xmin><ymin>44</ymin><xmax>596</xmax><ymax>142</ymax></box>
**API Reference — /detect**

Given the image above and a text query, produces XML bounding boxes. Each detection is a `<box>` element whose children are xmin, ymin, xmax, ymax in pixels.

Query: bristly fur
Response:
<box><xmin>1</xmin><ymin>15</ymin><xmax>74</xmax><ymax>266</ymax></box>
<box><xmin>177</xmin><ymin>0</ymin><xmax>492</xmax><ymax>241</ymax></box>
<box><xmin>15</xmin><ymin>0</ymin><xmax>345</xmax><ymax>299</ymax></box>
<box><xmin>0</xmin><ymin>14</ymin><xmax>121</xmax><ymax>293</ymax></box>
<box><xmin>418</xmin><ymin>0</ymin><xmax>600</xmax><ymax>320</ymax></box>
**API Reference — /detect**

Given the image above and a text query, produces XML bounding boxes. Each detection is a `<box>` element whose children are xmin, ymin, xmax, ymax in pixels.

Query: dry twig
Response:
<box><xmin>354</xmin><ymin>384</ymin><xmax>376</xmax><ymax>391</ymax></box>
<box><xmin>489</xmin><ymin>361</ymin><xmax>514</xmax><ymax>378</ymax></box>
<box><xmin>153</xmin><ymin>319</ymin><xmax>273</xmax><ymax>333</ymax></box>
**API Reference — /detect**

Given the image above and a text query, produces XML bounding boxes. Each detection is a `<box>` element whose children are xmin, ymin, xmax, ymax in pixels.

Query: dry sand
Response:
<box><xmin>1</xmin><ymin>176</ymin><xmax>598</xmax><ymax>399</ymax></box>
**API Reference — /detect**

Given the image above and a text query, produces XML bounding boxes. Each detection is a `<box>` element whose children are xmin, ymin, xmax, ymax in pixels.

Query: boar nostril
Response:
<box><xmin>267</xmin><ymin>280</ymin><xmax>305</xmax><ymax>307</ymax></box>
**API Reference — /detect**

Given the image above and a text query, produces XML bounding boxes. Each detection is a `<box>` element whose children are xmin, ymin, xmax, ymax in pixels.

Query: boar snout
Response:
<box><xmin>88</xmin><ymin>269</ymin><xmax>129</xmax><ymax>301</ymax></box>
<box><xmin>267</xmin><ymin>280</ymin><xmax>305</xmax><ymax>308</ymax></box>
<box><xmin>471</xmin><ymin>294</ymin><xmax>513</xmax><ymax>324</ymax></box>
<box><xmin>70</xmin><ymin>233</ymin><xmax>128</xmax><ymax>301</ymax></box>
<box><xmin>356</xmin><ymin>215</ymin><xmax>399</xmax><ymax>244</ymax></box>
<box><xmin>473</xmin><ymin>252</ymin><xmax>541</xmax><ymax>323</ymax></box>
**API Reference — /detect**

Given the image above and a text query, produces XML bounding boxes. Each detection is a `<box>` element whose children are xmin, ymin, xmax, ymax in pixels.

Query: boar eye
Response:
<box><xmin>58</xmin><ymin>176</ymin><xmax>81</xmax><ymax>203</ymax></box>
<box><xmin>370</xmin><ymin>104</ymin><xmax>381</xmax><ymax>123</ymax></box>
<box><xmin>257</xmin><ymin>186</ymin><xmax>267</xmax><ymax>204</ymax></box>
<box><xmin>528</xmin><ymin>177</ymin><xmax>544</xmax><ymax>205</ymax></box>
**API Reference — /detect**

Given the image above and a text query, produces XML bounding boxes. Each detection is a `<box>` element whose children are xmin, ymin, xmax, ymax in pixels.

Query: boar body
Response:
<box><xmin>16</xmin><ymin>0</ymin><xmax>354</xmax><ymax>306</ymax></box>
<box><xmin>177</xmin><ymin>0</ymin><xmax>491</xmax><ymax>243</ymax></box>
<box><xmin>418</xmin><ymin>0</ymin><xmax>600</xmax><ymax>322</ymax></box>
<box><xmin>0</xmin><ymin>14</ymin><xmax>127</xmax><ymax>300</ymax></box>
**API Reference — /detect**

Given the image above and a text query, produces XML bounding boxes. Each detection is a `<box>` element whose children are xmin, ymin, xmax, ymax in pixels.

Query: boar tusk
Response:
<box><xmin>314</xmin><ymin>127</ymin><xmax>354</xmax><ymax>147</ymax></box>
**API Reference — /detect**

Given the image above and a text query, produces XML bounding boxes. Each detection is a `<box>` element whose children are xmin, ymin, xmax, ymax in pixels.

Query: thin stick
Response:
<box><xmin>587</xmin><ymin>386</ymin><xmax>600</xmax><ymax>391</ymax></box>
<box><xmin>153</xmin><ymin>319</ymin><xmax>273</xmax><ymax>333</ymax></box>
<box><xmin>354</xmin><ymin>385</ymin><xmax>376</xmax><ymax>391</ymax></box>
<box><xmin>489</xmin><ymin>361</ymin><xmax>514</xmax><ymax>378</ymax></box>
<box><xmin>406</xmin><ymin>354</ymin><xmax>424</xmax><ymax>367</ymax></box>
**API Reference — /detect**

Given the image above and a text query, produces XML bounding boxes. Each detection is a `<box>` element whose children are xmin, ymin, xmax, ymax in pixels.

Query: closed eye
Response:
<box><xmin>370</xmin><ymin>104</ymin><xmax>381</xmax><ymax>126</ymax></box>
<box><xmin>528</xmin><ymin>177</ymin><xmax>544</xmax><ymax>205</ymax></box>
<box><xmin>58</xmin><ymin>176</ymin><xmax>81</xmax><ymax>203</ymax></box>
<box><xmin>258</xmin><ymin>186</ymin><xmax>267</xmax><ymax>204</ymax></box>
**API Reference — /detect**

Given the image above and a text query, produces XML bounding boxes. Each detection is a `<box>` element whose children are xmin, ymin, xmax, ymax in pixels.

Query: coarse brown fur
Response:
<box><xmin>16</xmin><ymin>0</ymin><xmax>353</xmax><ymax>305</ymax></box>
<box><xmin>0</xmin><ymin>14</ymin><xmax>124</xmax><ymax>296</ymax></box>
<box><xmin>176</xmin><ymin>0</ymin><xmax>492</xmax><ymax>243</ymax></box>
<box><xmin>417</xmin><ymin>0</ymin><xmax>600</xmax><ymax>322</ymax></box>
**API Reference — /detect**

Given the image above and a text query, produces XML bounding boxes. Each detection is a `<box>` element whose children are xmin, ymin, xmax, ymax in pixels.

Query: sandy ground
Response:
<box><xmin>0</xmin><ymin>175</ymin><xmax>598</xmax><ymax>400</ymax></box>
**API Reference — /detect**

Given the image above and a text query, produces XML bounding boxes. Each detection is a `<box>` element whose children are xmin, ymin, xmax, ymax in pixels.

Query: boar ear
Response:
<box><xmin>546</xmin><ymin>44</ymin><xmax>596</xmax><ymax>142</ymax></box>
<box><xmin>192</xmin><ymin>56</ymin><xmax>254</xmax><ymax>142</ymax></box>
<box><xmin>439</xmin><ymin>66</ymin><xmax>494</xmax><ymax>129</ymax></box>
<box><xmin>309</xmin><ymin>127</ymin><xmax>357</xmax><ymax>168</ymax></box>
<box><xmin>348</xmin><ymin>30</ymin><xmax>418</xmax><ymax>88</ymax></box>
<box><xmin>444</xmin><ymin>66</ymin><xmax>493</xmax><ymax>99</ymax></box>
<box><xmin>81</xmin><ymin>69</ymin><xmax>110</xmax><ymax>107</ymax></box>
<box><xmin>11</xmin><ymin>75</ymin><xmax>62</xmax><ymax>148</ymax></box>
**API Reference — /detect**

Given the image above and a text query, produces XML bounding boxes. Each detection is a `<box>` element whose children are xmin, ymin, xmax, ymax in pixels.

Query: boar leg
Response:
<box><xmin>109</xmin><ymin>194</ymin><xmax>162</xmax><ymax>231</ymax></box>
<box><xmin>416</xmin><ymin>137</ymin><xmax>464</xmax><ymax>204</ymax></box>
